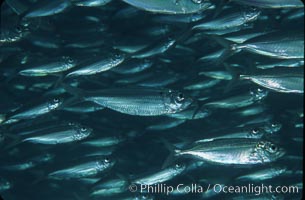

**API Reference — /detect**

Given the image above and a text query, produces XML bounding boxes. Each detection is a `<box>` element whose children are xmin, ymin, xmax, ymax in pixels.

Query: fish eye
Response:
<box><xmin>53</xmin><ymin>98</ymin><xmax>60</xmax><ymax>103</ymax></box>
<box><xmin>104</xmin><ymin>157</ymin><xmax>110</xmax><ymax>163</ymax></box>
<box><xmin>176</xmin><ymin>93</ymin><xmax>185</xmax><ymax>101</ymax></box>
<box><xmin>80</xmin><ymin>127</ymin><xmax>87</xmax><ymax>132</ymax></box>
<box><xmin>268</xmin><ymin>144</ymin><xmax>277</xmax><ymax>153</ymax></box>
<box><xmin>15</xmin><ymin>26</ymin><xmax>22</xmax><ymax>33</ymax></box>
<box><xmin>271</xmin><ymin>123</ymin><xmax>277</xmax><ymax>127</ymax></box>
<box><xmin>175</xmin><ymin>163</ymin><xmax>182</xmax><ymax>169</ymax></box>
<box><xmin>114</xmin><ymin>53</ymin><xmax>122</xmax><ymax>59</ymax></box>
<box><xmin>68</xmin><ymin>57</ymin><xmax>74</xmax><ymax>63</ymax></box>
<box><xmin>192</xmin><ymin>0</ymin><xmax>203</xmax><ymax>4</ymax></box>
<box><xmin>252</xmin><ymin>128</ymin><xmax>259</xmax><ymax>134</ymax></box>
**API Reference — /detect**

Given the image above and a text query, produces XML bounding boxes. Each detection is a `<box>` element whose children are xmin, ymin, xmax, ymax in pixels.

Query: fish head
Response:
<box><xmin>47</xmin><ymin>97</ymin><xmax>64</xmax><ymax>110</ymax></box>
<box><xmin>166</xmin><ymin>90</ymin><xmax>193</xmax><ymax>113</ymax></box>
<box><xmin>255</xmin><ymin>141</ymin><xmax>286</xmax><ymax>163</ymax></box>
<box><xmin>111</xmin><ymin>52</ymin><xmax>126</xmax><ymax>64</ymax></box>
<box><xmin>0</xmin><ymin>179</ymin><xmax>11</xmax><ymax>191</ymax></box>
<box><xmin>74</xmin><ymin>125</ymin><xmax>93</xmax><ymax>140</ymax></box>
<box><xmin>248</xmin><ymin>127</ymin><xmax>265</xmax><ymax>139</ymax></box>
<box><xmin>62</xmin><ymin>56</ymin><xmax>77</xmax><ymax>67</ymax></box>
<box><xmin>242</xmin><ymin>6</ymin><xmax>261</xmax><ymax>21</ymax></box>
<box><xmin>135</xmin><ymin>194</ymin><xmax>155</xmax><ymax>200</ymax></box>
<box><xmin>264</xmin><ymin>122</ymin><xmax>282</xmax><ymax>134</ymax></box>
<box><xmin>250</xmin><ymin>87</ymin><xmax>268</xmax><ymax>101</ymax></box>
<box><xmin>96</xmin><ymin>156</ymin><xmax>116</xmax><ymax>171</ymax></box>
<box><xmin>171</xmin><ymin>162</ymin><xmax>187</xmax><ymax>174</ymax></box>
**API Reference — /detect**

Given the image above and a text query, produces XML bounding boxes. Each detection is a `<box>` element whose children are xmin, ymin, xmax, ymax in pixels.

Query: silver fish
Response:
<box><xmin>71</xmin><ymin>0</ymin><xmax>112</xmax><ymax>7</ymax></box>
<box><xmin>132</xmin><ymin>163</ymin><xmax>186</xmax><ymax>185</ymax></box>
<box><xmin>66</xmin><ymin>53</ymin><xmax>125</xmax><ymax>77</ymax></box>
<box><xmin>2</xmin><ymin>98</ymin><xmax>63</xmax><ymax>125</ymax></box>
<box><xmin>171</xmin><ymin>138</ymin><xmax>285</xmax><ymax>165</ymax></box>
<box><xmin>235</xmin><ymin>166</ymin><xmax>288</xmax><ymax>181</ymax></box>
<box><xmin>240</xmin><ymin>67</ymin><xmax>304</xmax><ymax>93</ymax></box>
<box><xmin>205</xmin><ymin>88</ymin><xmax>268</xmax><ymax>109</ymax></box>
<box><xmin>19</xmin><ymin>56</ymin><xmax>76</xmax><ymax>77</ymax></box>
<box><xmin>48</xmin><ymin>157</ymin><xmax>115</xmax><ymax>179</ymax></box>
<box><xmin>66</xmin><ymin>86</ymin><xmax>193</xmax><ymax>116</ymax></box>
<box><xmin>226</xmin><ymin>31</ymin><xmax>304</xmax><ymax>59</ymax></box>
<box><xmin>231</xmin><ymin>0</ymin><xmax>304</xmax><ymax>8</ymax></box>
<box><xmin>193</xmin><ymin>7</ymin><xmax>261</xmax><ymax>30</ymax></box>
<box><xmin>22</xmin><ymin>0</ymin><xmax>72</xmax><ymax>18</ymax></box>
<box><xmin>23</xmin><ymin>124</ymin><xmax>92</xmax><ymax>145</ymax></box>
<box><xmin>0</xmin><ymin>178</ymin><xmax>11</xmax><ymax>192</ymax></box>
<box><xmin>91</xmin><ymin>178</ymin><xmax>128</xmax><ymax>196</ymax></box>
<box><xmin>122</xmin><ymin>0</ymin><xmax>213</xmax><ymax>14</ymax></box>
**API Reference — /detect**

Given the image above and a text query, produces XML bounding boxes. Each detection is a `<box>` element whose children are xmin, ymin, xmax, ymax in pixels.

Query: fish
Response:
<box><xmin>0</xmin><ymin>0</ymin><xmax>303</xmax><ymax>199</ymax></box>
<box><xmin>65</xmin><ymin>53</ymin><xmax>125</xmax><ymax>77</ymax></box>
<box><xmin>122</xmin><ymin>0</ymin><xmax>213</xmax><ymax>14</ymax></box>
<box><xmin>64</xmin><ymin>86</ymin><xmax>193</xmax><ymax>116</ymax></box>
<box><xmin>1</xmin><ymin>97</ymin><xmax>63</xmax><ymax>125</ymax></box>
<box><xmin>48</xmin><ymin>157</ymin><xmax>115</xmax><ymax>179</ymax></box>
<box><xmin>90</xmin><ymin>177</ymin><xmax>128</xmax><ymax>196</ymax></box>
<box><xmin>239</xmin><ymin>67</ymin><xmax>304</xmax><ymax>93</ymax></box>
<box><xmin>205</xmin><ymin>88</ymin><xmax>268</xmax><ymax>109</ymax></box>
<box><xmin>192</xmin><ymin>7</ymin><xmax>261</xmax><ymax>31</ymax></box>
<box><xmin>22</xmin><ymin>123</ymin><xmax>92</xmax><ymax>144</ymax></box>
<box><xmin>21</xmin><ymin>0</ymin><xmax>72</xmax><ymax>19</ymax></box>
<box><xmin>231</xmin><ymin>0</ymin><xmax>304</xmax><ymax>9</ymax></box>
<box><xmin>19</xmin><ymin>56</ymin><xmax>77</xmax><ymax>77</ymax></box>
<box><xmin>0</xmin><ymin>178</ymin><xmax>11</xmax><ymax>192</ymax></box>
<box><xmin>214</xmin><ymin>31</ymin><xmax>304</xmax><ymax>60</ymax></box>
<box><xmin>132</xmin><ymin>163</ymin><xmax>186</xmax><ymax>185</ymax></box>
<box><xmin>234</xmin><ymin>166</ymin><xmax>290</xmax><ymax>181</ymax></box>
<box><xmin>71</xmin><ymin>0</ymin><xmax>112</xmax><ymax>7</ymax></box>
<box><xmin>165</xmin><ymin>138</ymin><xmax>285</xmax><ymax>165</ymax></box>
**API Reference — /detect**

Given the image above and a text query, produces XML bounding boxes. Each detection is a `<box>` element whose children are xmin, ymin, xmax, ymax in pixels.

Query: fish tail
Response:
<box><xmin>5</xmin><ymin>0</ymin><xmax>28</xmax><ymax>15</ymax></box>
<box><xmin>60</xmin><ymin>84</ymin><xmax>86</xmax><ymax>108</ymax></box>
<box><xmin>161</xmin><ymin>138</ymin><xmax>179</xmax><ymax>169</ymax></box>
<box><xmin>61</xmin><ymin>84</ymin><xmax>86</xmax><ymax>100</ymax></box>
<box><xmin>223</xmin><ymin>63</ymin><xmax>241</xmax><ymax>93</ymax></box>
<box><xmin>209</xmin><ymin>34</ymin><xmax>240</xmax><ymax>65</ymax></box>
<box><xmin>0</xmin><ymin>114</ymin><xmax>6</xmax><ymax>125</ymax></box>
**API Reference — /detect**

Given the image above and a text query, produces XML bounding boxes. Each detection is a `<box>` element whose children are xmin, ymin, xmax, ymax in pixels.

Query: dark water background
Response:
<box><xmin>0</xmin><ymin>1</ymin><xmax>303</xmax><ymax>200</ymax></box>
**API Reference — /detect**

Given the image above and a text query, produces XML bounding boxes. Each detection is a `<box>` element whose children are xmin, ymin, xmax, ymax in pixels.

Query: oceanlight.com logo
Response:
<box><xmin>128</xmin><ymin>183</ymin><xmax>300</xmax><ymax>196</ymax></box>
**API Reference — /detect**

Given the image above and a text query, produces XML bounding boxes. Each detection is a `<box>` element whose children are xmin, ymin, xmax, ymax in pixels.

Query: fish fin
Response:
<box><xmin>195</xmin><ymin>138</ymin><xmax>214</xmax><ymax>143</ymax></box>
<box><xmin>5</xmin><ymin>0</ymin><xmax>28</xmax><ymax>15</ymax></box>
<box><xmin>161</xmin><ymin>138</ymin><xmax>179</xmax><ymax>169</ymax></box>
<box><xmin>0</xmin><ymin>114</ymin><xmax>6</xmax><ymax>125</ymax></box>
<box><xmin>61</xmin><ymin>83</ymin><xmax>84</xmax><ymax>97</ymax></box>
<box><xmin>52</xmin><ymin>74</ymin><xmax>64</xmax><ymax>89</ymax></box>
<box><xmin>212</xmin><ymin>0</ymin><xmax>228</xmax><ymax>19</ymax></box>
<box><xmin>60</xmin><ymin>84</ymin><xmax>86</xmax><ymax>108</ymax></box>
<box><xmin>209</xmin><ymin>35</ymin><xmax>240</xmax><ymax>65</ymax></box>
<box><xmin>223</xmin><ymin>63</ymin><xmax>241</xmax><ymax>94</ymax></box>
